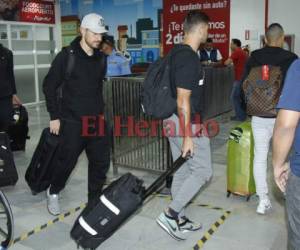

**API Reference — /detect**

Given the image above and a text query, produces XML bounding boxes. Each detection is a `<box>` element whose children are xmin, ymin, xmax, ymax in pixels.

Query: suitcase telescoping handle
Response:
<box><xmin>142</xmin><ymin>156</ymin><xmax>188</xmax><ymax>201</ymax></box>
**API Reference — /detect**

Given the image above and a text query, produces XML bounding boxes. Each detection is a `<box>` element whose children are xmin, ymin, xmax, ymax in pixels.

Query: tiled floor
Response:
<box><xmin>3</xmin><ymin>104</ymin><xmax>288</xmax><ymax>250</ymax></box>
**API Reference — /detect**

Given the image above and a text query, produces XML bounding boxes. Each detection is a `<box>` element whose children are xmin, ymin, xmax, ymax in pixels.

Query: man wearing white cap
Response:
<box><xmin>43</xmin><ymin>13</ymin><xmax>110</xmax><ymax>215</ymax></box>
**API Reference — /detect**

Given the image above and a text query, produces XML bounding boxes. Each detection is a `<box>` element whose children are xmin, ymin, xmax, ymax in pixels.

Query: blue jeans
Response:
<box><xmin>230</xmin><ymin>81</ymin><xmax>246</xmax><ymax>120</ymax></box>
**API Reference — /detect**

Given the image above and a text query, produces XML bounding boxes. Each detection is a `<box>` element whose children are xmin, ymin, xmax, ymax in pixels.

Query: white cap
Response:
<box><xmin>81</xmin><ymin>13</ymin><xmax>108</xmax><ymax>34</ymax></box>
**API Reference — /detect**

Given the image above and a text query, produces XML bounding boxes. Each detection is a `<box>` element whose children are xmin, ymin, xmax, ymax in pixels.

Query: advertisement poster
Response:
<box><xmin>19</xmin><ymin>0</ymin><xmax>55</xmax><ymax>24</ymax></box>
<box><xmin>0</xmin><ymin>0</ymin><xmax>55</xmax><ymax>24</ymax></box>
<box><xmin>163</xmin><ymin>0</ymin><xmax>230</xmax><ymax>58</ymax></box>
<box><xmin>60</xmin><ymin>0</ymin><xmax>163</xmax><ymax>64</ymax></box>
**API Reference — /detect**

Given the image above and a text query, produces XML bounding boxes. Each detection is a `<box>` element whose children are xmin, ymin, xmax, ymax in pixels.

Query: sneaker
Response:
<box><xmin>256</xmin><ymin>198</ymin><xmax>272</xmax><ymax>215</ymax></box>
<box><xmin>46</xmin><ymin>187</ymin><xmax>60</xmax><ymax>216</ymax></box>
<box><xmin>156</xmin><ymin>213</ymin><xmax>187</xmax><ymax>240</ymax></box>
<box><xmin>179</xmin><ymin>217</ymin><xmax>202</xmax><ymax>232</ymax></box>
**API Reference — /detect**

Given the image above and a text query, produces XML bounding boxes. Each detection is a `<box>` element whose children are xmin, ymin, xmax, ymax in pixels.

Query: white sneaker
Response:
<box><xmin>46</xmin><ymin>187</ymin><xmax>60</xmax><ymax>216</ymax></box>
<box><xmin>156</xmin><ymin>212</ymin><xmax>187</xmax><ymax>240</ymax></box>
<box><xmin>256</xmin><ymin>198</ymin><xmax>272</xmax><ymax>215</ymax></box>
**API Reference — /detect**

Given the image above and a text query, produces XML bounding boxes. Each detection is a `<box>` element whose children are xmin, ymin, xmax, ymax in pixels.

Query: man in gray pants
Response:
<box><xmin>156</xmin><ymin>10</ymin><xmax>212</xmax><ymax>241</ymax></box>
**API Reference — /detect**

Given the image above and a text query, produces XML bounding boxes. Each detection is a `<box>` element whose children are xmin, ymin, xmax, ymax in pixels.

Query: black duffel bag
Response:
<box><xmin>70</xmin><ymin>157</ymin><xmax>186</xmax><ymax>249</ymax></box>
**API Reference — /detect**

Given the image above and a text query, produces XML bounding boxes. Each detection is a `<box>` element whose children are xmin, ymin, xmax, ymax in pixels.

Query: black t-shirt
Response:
<box><xmin>171</xmin><ymin>44</ymin><xmax>204</xmax><ymax>121</ymax></box>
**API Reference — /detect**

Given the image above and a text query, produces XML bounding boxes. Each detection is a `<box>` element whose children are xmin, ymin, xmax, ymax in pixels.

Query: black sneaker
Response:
<box><xmin>179</xmin><ymin>217</ymin><xmax>202</xmax><ymax>232</ymax></box>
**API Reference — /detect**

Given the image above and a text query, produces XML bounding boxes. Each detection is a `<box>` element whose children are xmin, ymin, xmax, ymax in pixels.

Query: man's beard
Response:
<box><xmin>85</xmin><ymin>36</ymin><xmax>100</xmax><ymax>50</ymax></box>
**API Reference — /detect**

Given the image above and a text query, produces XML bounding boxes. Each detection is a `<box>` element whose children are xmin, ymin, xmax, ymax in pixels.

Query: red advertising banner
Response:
<box><xmin>19</xmin><ymin>0</ymin><xmax>55</xmax><ymax>24</ymax></box>
<box><xmin>163</xmin><ymin>0</ymin><xmax>230</xmax><ymax>59</ymax></box>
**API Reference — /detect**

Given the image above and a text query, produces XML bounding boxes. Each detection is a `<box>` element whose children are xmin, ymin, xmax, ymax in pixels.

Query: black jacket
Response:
<box><xmin>241</xmin><ymin>46</ymin><xmax>298</xmax><ymax>84</ymax></box>
<box><xmin>0</xmin><ymin>44</ymin><xmax>16</xmax><ymax>99</ymax></box>
<box><xmin>43</xmin><ymin>37</ymin><xmax>107</xmax><ymax>121</ymax></box>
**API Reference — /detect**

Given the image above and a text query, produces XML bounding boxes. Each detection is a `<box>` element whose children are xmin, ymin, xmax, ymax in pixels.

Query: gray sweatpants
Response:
<box><xmin>164</xmin><ymin>114</ymin><xmax>212</xmax><ymax>217</ymax></box>
<box><xmin>286</xmin><ymin>172</ymin><xmax>300</xmax><ymax>250</ymax></box>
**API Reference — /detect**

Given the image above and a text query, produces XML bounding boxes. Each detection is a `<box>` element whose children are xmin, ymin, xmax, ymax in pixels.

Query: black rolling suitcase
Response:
<box><xmin>0</xmin><ymin>132</ymin><xmax>18</xmax><ymax>187</ymax></box>
<box><xmin>25</xmin><ymin>128</ymin><xmax>60</xmax><ymax>194</ymax></box>
<box><xmin>8</xmin><ymin>105</ymin><xmax>30</xmax><ymax>151</ymax></box>
<box><xmin>70</xmin><ymin>156</ymin><xmax>186</xmax><ymax>249</ymax></box>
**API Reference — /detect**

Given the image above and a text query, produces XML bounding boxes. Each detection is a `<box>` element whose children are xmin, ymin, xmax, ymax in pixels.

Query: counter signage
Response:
<box><xmin>19</xmin><ymin>0</ymin><xmax>55</xmax><ymax>24</ymax></box>
<box><xmin>163</xmin><ymin>0</ymin><xmax>230</xmax><ymax>58</ymax></box>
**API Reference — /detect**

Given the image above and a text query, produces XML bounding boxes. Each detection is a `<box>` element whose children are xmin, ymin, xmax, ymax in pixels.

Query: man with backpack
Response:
<box><xmin>241</xmin><ymin>23</ymin><xmax>297</xmax><ymax>215</ymax></box>
<box><xmin>154</xmin><ymin>11</ymin><xmax>212</xmax><ymax>240</ymax></box>
<box><xmin>43</xmin><ymin>13</ymin><xmax>110</xmax><ymax>215</ymax></box>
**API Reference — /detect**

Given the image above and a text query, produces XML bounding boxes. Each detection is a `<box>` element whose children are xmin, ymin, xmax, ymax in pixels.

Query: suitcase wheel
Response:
<box><xmin>246</xmin><ymin>195</ymin><xmax>251</xmax><ymax>202</ymax></box>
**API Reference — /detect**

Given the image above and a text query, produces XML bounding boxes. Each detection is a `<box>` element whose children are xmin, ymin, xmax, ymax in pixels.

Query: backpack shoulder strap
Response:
<box><xmin>58</xmin><ymin>46</ymin><xmax>75</xmax><ymax>98</ymax></box>
<box><xmin>64</xmin><ymin>46</ymin><xmax>75</xmax><ymax>83</ymax></box>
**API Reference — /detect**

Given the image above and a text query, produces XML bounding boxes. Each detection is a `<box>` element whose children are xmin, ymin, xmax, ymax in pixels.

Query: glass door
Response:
<box><xmin>10</xmin><ymin>24</ymin><xmax>36</xmax><ymax>104</ymax></box>
<box><xmin>36</xmin><ymin>26</ymin><xmax>56</xmax><ymax>101</ymax></box>
<box><xmin>1</xmin><ymin>22</ymin><xmax>58</xmax><ymax>104</ymax></box>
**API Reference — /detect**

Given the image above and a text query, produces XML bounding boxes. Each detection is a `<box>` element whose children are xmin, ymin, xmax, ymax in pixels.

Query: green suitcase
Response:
<box><xmin>227</xmin><ymin>121</ymin><xmax>256</xmax><ymax>200</ymax></box>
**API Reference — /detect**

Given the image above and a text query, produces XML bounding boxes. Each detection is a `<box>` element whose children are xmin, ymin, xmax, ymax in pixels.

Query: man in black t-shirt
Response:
<box><xmin>156</xmin><ymin>11</ymin><xmax>212</xmax><ymax>240</ymax></box>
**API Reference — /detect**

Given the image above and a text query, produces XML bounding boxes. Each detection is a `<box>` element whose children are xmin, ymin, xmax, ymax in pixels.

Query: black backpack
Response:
<box><xmin>141</xmin><ymin>47</ymin><xmax>191</xmax><ymax>119</ymax></box>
